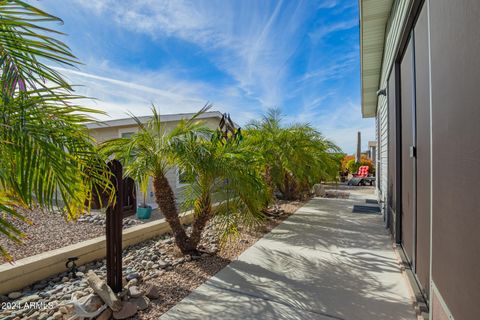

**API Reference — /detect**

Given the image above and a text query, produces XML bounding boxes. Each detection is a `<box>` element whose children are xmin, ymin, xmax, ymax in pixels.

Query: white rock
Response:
<box><xmin>8</xmin><ymin>291</ymin><xmax>22</xmax><ymax>299</ymax></box>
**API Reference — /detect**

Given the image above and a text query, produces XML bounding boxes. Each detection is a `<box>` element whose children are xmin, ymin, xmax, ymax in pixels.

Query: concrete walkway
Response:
<box><xmin>160</xmin><ymin>189</ymin><xmax>416</xmax><ymax>320</ymax></box>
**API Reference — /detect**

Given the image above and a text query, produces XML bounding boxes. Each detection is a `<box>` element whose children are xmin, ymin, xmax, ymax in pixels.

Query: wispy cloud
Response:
<box><xmin>39</xmin><ymin>0</ymin><xmax>371</xmax><ymax>153</ymax></box>
<box><xmin>300</xmin><ymin>51</ymin><xmax>358</xmax><ymax>83</ymax></box>
<box><xmin>308</xmin><ymin>19</ymin><xmax>358</xmax><ymax>43</ymax></box>
<box><xmin>54</xmin><ymin>66</ymin><xmax>261</xmax><ymax>126</ymax></box>
<box><xmin>71</xmin><ymin>1</ymin><xmax>321</xmax><ymax>108</ymax></box>
<box><xmin>56</xmin><ymin>67</ymin><xmax>202</xmax><ymax>119</ymax></box>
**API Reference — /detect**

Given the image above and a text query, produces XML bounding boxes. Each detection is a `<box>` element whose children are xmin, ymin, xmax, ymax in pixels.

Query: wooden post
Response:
<box><xmin>106</xmin><ymin>160</ymin><xmax>123</xmax><ymax>293</ymax></box>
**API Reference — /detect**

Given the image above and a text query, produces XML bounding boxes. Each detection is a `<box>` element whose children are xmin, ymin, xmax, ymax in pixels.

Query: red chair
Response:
<box><xmin>353</xmin><ymin>166</ymin><xmax>370</xmax><ymax>178</ymax></box>
<box><xmin>348</xmin><ymin>166</ymin><xmax>374</xmax><ymax>186</ymax></box>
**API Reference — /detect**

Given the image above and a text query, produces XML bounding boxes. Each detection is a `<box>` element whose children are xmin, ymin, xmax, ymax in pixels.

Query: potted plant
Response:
<box><xmin>137</xmin><ymin>178</ymin><xmax>152</xmax><ymax>219</ymax></box>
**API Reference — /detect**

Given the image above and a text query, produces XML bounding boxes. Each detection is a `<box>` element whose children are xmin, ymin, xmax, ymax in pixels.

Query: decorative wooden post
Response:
<box><xmin>106</xmin><ymin>160</ymin><xmax>123</xmax><ymax>293</ymax></box>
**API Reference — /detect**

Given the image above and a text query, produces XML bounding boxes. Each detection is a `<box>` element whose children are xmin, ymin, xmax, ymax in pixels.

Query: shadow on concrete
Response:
<box><xmin>161</xmin><ymin>194</ymin><xmax>416</xmax><ymax>320</ymax></box>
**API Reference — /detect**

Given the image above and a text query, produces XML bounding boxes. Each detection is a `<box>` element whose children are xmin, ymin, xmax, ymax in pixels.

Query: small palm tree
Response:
<box><xmin>174</xmin><ymin>125</ymin><xmax>267</xmax><ymax>248</ymax></box>
<box><xmin>245</xmin><ymin>108</ymin><xmax>340</xmax><ymax>200</ymax></box>
<box><xmin>100</xmin><ymin>106</ymin><xmax>211</xmax><ymax>254</ymax></box>
<box><xmin>101</xmin><ymin>107</ymin><xmax>268</xmax><ymax>254</ymax></box>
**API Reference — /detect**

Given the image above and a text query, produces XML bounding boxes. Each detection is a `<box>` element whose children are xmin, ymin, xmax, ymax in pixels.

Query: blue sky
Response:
<box><xmin>36</xmin><ymin>0</ymin><xmax>374</xmax><ymax>153</ymax></box>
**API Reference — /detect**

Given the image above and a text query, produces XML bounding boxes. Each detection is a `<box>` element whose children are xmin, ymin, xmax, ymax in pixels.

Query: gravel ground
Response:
<box><xmin>0</xmin><ymin>207</ymin><xmax>167</xmax><ymax>263</ymax></box>
<box><xmin>0</xmin><ymin>200</ymin><xmax>304</xmax><ymax>320</ymax></box>
<box><xmin>0</xmin><ymin>209</ymin><xmax>105</xmax><ymax>263</ymax></box>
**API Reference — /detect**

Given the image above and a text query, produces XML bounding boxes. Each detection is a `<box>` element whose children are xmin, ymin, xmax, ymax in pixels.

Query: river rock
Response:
<box><xmin>18</xmin><ymin>294</ymin><xmax>40</xmax><ymax>304</ymax></box>
<box><xmin>33</xmin><ymin>281</ymin><xmax>48</xmax><ymax>291</ymax></box>
<box><xmin>162</xmin><ymin>238</ymin><xmax>173</xmax><ymax>245</ymax></box>
<box><xmin>58</xmin><ymin>306</ymin><xmax>69</xmax><ymax>314</ymax></box>
<box><xmin>145</xmin><ymin>284</ymin><xmax>160</xmax><ymax>300</ymax></box>
<box><xmin>8</xmin><ymin>291</ymin><xmax>22</xmax><ymax>299</ymax></box>
<box><xmin>126</xmin><ymin>278</ymin><xmax>138</xmax><ymax>287</ymax></box>
<box><xmin>131</xmin><ymin>296</ymin><xmax>150</xmax><ymax>311</ymax></box>
<box><xmin>38</xmin><ymin>312</ymin><xmax>48</xmax><ymax>320</ymax></box>
<box><xmin>27</xmin><ymin>311</ymin><xmax>40</xmax><ymax>319</ymax></box>
<box><xmin>96</xmin><ymin>308</ymin><xmax>112</xmax><ymax>320</ymax></box>
<box><xmin>157</xmin><ymin>259</ymin><xmax>169</xmax><ymax>269</ymax></box>
<box><xmin>126</xmin><ymin>272</ymin><xmax>139</xmax><ymax>281</ymax></box>
<box><xmin>127</xmin><ymin>286</ymin><xmax>143</xmax><ymax>298</ymax></box>
<box><xmin>113</xmin><ymin>302</ymin><xmax>137</xmax><ymax>319</ymax></box>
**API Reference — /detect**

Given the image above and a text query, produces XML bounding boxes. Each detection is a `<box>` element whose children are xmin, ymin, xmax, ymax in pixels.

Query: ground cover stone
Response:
<box><xmin>1</xmin><ymin>200</ymin><xmax>304</xmax><ymax>319</ymax></box>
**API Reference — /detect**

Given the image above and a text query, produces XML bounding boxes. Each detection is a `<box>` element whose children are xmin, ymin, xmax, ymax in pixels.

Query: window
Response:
<box><xmin>118</xmin><ymin>127</ymin><xmax>138</xmax><ymax>138</ymax></box>
<box><xmin>121</xmin><ymin>132</ymin><xmax>134</xmax><ymax>138</ymax></box>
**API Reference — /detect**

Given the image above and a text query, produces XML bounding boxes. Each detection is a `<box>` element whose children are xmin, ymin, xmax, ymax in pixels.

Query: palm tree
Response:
<box><xmin>101</xmin><ymin>108</ymin><xmax>268</xmax><ymax>254</ymax></box>
<box><xmin>245</xmin><ymin>108</ymin><xmax>340</xmax><ymax>201</ymax></box>
<box><xmin>100</xmin><ymin>107</ymin><xmax>211</xmax><ymax>254</ymax></box>
<box><xmin>0</xmin><ymin>1</ymin><xmax>112</xmax><ymax>261</ymax></box>
<box><xmin>174</xmin><ymin>125</ymin><xmax>267</xmax><ymax>248</ymax></box>
<box><xmin>242</xmin><ymin>109</ymin><xmax>284</xmax><ymax>203</ymax></box>
<box><xmin>0</xmin><ymin>1</ymin><xmax>78</xmax><ymax>94</ymax></box>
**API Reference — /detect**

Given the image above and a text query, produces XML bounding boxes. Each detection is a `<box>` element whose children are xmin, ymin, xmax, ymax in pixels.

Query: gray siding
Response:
<box><xmin>429</xmin><ymin>0</ymin><xmax>480</xmax><ymax>318</ymax></box>
<box><xmin>375</xmin><ymin>0</ymin><xmax>412</xmax><ymax>210</ymax></box>
<box><xmin>371</xmin><ymin>1</ymin><xmax>480</xmax><ymax>318</ymax></box>
<box><xmin>379</xmin><ymin>0</ymin><xmax>413</xmax><ymax>86</ymax></box>
<box><xmin>378</xmin><ymin>94</ymin><xmax>388</xmax><ymax>205</ymax></box>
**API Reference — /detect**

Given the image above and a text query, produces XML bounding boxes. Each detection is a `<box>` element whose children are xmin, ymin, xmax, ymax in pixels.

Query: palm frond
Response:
<box><xmin>0</xmin><ymin>0</ymin><xmax>79</xmax><ymax>96</ymax></box>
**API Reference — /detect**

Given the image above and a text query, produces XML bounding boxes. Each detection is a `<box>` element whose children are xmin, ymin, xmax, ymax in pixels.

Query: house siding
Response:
<box><xmin>376</xmin><ymin>0</ymin><xmax>412</xmax><ymax>225</ymax></box>
<box><xmin>429</xmin><ymin>0</ymin><xmax>480</xmax><ymax>318</ymax></box>
<box><xmin>378</xmin><ymin>94</ymin><xmax>388</xmax><ymax>209</ymax></box>
<box><xmin>364</xmin><ymin>0</ymin><xmax>480</xmax><ymax>318</ymax></box>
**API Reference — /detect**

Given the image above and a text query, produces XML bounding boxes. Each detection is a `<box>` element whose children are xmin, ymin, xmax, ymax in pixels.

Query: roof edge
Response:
<box><xmin>359</xmin><ymin>0</ymin><xmax>394</xmax><ymax>118</ymax></box>
<box><xmin>85</xmin><ymin>111</ymin><xmax>224</xmax><ymax>129</ymax></box>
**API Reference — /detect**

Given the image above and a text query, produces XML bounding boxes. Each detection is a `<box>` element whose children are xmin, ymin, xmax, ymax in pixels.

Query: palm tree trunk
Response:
<box><xmin>263</xmin><ymin>165</ymin><xmax>274</xmax><ymax>207</ymax></box>
<box><xmin>153</xmin><ymin>175</ymin><xmax>194</xmax><ymax>254</ymax></box>
<box><xmin>283</xmin><ymin>172</ymin><xmax>297</xmax><ymax>200</ymax></box>
<box><xmin>189</xmin><ymin>192</ymin><xmax>212</xmax><ymax>250</ymax></box>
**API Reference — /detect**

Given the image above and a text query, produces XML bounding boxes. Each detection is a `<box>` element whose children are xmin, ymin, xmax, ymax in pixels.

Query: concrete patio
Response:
<box><xmin>160</xmin><ymin>187</ymin><xmax>416</xmax><ymax>320</ymax></box>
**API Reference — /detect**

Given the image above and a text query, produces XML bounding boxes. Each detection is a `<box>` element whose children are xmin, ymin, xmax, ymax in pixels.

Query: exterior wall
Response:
<box><xmin>88</xmin><ymin>116</ymin><xmax>222</xmax><ymax>207</ymax></box>
<box><xmin>428</xmin><ymin>0</ymin><xmax>480</xmax><ymax>318</ymax></box>
<box><xmin>368</xmin><ymin>0</ymin><xmax>480</xmax><ymax>318</ymax></box>
<box><xmin>376</xmin><ymin>0</ymin><xmax>412</xmax><ymax>226</ymax></box>
<box><xmin>378</xmin><ymin>96</ymin><xmax>388</xmax><ymax>199</ymax></box>
<box><xmin>89</xmin><ymin>126</ymin><xmax>124</xmax><ymax>143</ymax></box>
<box><xmin>378</xmin><ymin>0</ymin><xmax>413</xmax><ymax>87</ymax></box>
<box><xmin>387</xmin><ymin>67</ymin><xmax>398</xmax><ymax>239</ymax></box>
